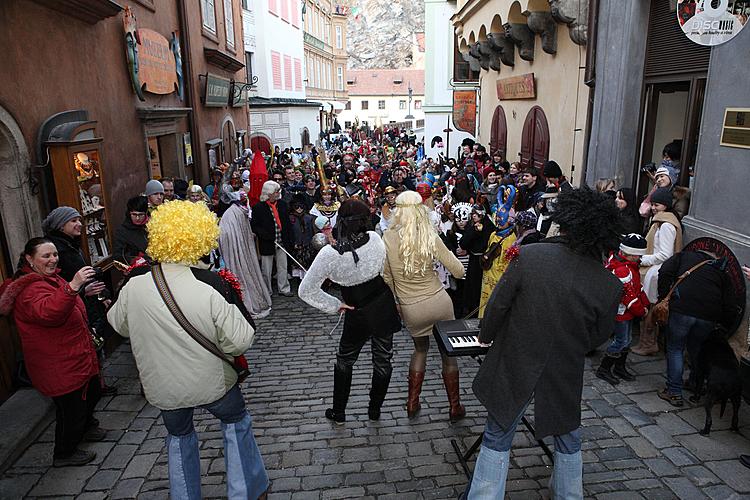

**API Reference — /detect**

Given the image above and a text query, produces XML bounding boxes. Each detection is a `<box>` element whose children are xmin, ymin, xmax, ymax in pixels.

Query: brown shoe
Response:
<box><xmin>406</xmin><ymin>370</ymin><xmax>425</xmax><ymax>418</ymax></box>
<box><xmin>657</xmin><ymin>388</ymin><xmax>684</xmax><ymax>407</ymax></box>
<box><xmin>632</xmin><ymin>320</ymin><xmax>658</xmax><ymax>356</ymax></box>
<box><xmin>442</xmin><ymin>371</ymin><xmax>466</xmax><ymax>423</ymax></box>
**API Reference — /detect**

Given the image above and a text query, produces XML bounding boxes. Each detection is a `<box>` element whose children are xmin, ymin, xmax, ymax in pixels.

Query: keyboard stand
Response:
<box><xmin>452</xmin><ymin>355</ymin><xmax>555</xmax><ymax>480</ymax></box>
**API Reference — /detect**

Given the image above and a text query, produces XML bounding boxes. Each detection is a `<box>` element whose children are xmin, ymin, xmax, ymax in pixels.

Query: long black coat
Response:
<box><xmin>475</xmin><ymin>240</ymin><xmax>622</xmax><ymax>438</ymax></box>
<box><xmin>251</xmin><ymin>200</ymin><xmax>293</xmax><ymax>256</ymax></box>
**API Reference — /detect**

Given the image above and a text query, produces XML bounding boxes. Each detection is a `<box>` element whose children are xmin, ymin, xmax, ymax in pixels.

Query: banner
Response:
<box><xmin>453</xmin><ymin>90</ymin><xmax>477</xmax><ymax>135</ymax></box>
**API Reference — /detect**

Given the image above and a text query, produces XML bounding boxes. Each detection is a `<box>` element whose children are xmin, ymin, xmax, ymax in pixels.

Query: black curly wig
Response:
<box><xmin>549</xmin><ymin>186</ymin><xmax>623</xmax><ymax>259</ymax></box>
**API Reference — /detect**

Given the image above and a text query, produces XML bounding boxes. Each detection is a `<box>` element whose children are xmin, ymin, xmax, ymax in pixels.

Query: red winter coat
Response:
<box><xmin>606</xmin><ymin>252</ymin><xmax>649</xmax><ymax>321</ymax></box>
<box><xmin>0</xmin><ymin>270</ymin><xmax>99</xmax><ymax>397</ymax></box>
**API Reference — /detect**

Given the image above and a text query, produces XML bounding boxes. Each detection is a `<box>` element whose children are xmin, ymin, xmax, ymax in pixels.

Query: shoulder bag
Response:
<box><xmin>151</xmin><ymin>264</ymin><xmax>250</xmax><ymax>383</ymax></box>
<box><xmin>651</xmin><ymin>259</ymin><xmax>711</xmax><ymax>327</ymax></box>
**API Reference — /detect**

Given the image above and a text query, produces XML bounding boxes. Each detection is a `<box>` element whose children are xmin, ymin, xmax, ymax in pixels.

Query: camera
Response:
<box><xmin>640</xmin><ymin>162</ymin><xmax>657</xmax><ymax>174</ymax></box>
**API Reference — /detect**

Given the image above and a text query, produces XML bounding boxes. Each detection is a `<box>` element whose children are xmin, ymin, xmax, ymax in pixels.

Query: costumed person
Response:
<box><xmin>298</xmin><ymin>200</ymin><xmax>400</xmax><ymax>423</ymax></box>
<box><xmin>289</xmin><ymin>194</ymin><xmax>316</xmax><ymax>279</ymax></box>
<box><xmin>107</xmin><ymin>201</ymin><xmax>268</xmax><ymax>500</ymax></box>
<box><xmin>458</xmin><ymin>205</ymin><xmax>495</xmax><ymax>316</ymax></box>
<box><xmin>596</xmin><ymin>234</ymin><xmax>650</xmax><ymax>386</ymax></box>
<box><xmin>444</xmin><ymin>202</ymin><xmax>473</xmax><ymax>317</ymax></box>
<box><xmin>204</xmin><ymin>168</ymin><xmax>224</xmax><ymax>212</ymax></box>
<box><xmin>310</xmin><ymin>187</ymin><xmax>341</xmax><ymax>230</ymax></box>
<box><xmin>631</xmin><ymin>187</ymin><xmax>683</xmax><ymax>356</ymax></box>
<box><xmin>218</xmin><ymin>166</ymin><xmax>244</xmax><ymax>217</ymax></box>
<box><xmin>218</xmin><ymin>193</ymin><xmax>273</xmax><ymax>319</ymax></box>
<box><xmin>378</xmin><ymin>185</ymin><xmax>399</xmax><ymax>232</ymax></box>
<box><xmin>251</xmin><ymin>181</ymin><xmax>294</xmax><ymax>297</ymax></box>
<box><xmin>479</xmin><ymin>186</ymin><xmax>518</xmax><ymax>318</ymax></box>
<box><xmin>513</xmin><ymin>210</ymin><xmax>542</xmax><ymax>247</ymax></box>
<box><xmin>463</xmin><ymin>187</ymin><xmax>623</xmax><ymax>499</ymax></box>
<box><xmin>0</xmin><ymin>238</ymin><xmax>103</xmax><ymax>467</ymax></box>
<box><xmin>113</xmin><ymin>196</ymin><xmax>150</xmax><ymax>265</ymax></box>
<box><xmin>382</xmin><ymin>191</ymin><xmax>467</xmax><ymax>422</ymax></box>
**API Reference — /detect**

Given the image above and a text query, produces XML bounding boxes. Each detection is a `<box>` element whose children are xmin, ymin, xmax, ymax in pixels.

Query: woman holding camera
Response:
<box><xmin>0</xmin><ymin>238</ymin><xmax>103</xmax><ymax>467</ymax></box>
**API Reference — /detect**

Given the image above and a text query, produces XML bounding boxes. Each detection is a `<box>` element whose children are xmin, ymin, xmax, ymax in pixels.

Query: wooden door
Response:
<box><xmin>490</xmin><ymin>106</ymin><xmax>507</xmax><ymax>158</ymax></box>
<box><xmin>250</xmin><ymin>135</ymin><xmax>272</xmax><ymax>155</ymax></box>
<box><xmin>520</xmin><ymin>106</ymin><xmax>550</xmax><ymax>169</ymax></box>
<box><xmin>0</xmin><ymin>217</ymin><xmax>16</xmax><ymax>402</ymax></box>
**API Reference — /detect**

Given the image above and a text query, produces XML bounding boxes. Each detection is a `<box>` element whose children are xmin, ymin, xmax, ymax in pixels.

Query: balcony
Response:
<box><xmin>304</xmin><ymin>32</ymin><xmax>332</xmax><ymax>54</ymax></box>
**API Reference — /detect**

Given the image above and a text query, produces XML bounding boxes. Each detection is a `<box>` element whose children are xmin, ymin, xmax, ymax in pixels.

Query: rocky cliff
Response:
<box><xmin>344</xmin><ymin>0</ymin><xmax>424</xmax><ymax>69</ymax></box>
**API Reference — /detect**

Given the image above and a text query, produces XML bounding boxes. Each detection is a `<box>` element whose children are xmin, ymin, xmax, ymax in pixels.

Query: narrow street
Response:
<box><xmin>2</xmin><ymin>291</ymin><xmax>750</xmax><ymax>499</ymax></box>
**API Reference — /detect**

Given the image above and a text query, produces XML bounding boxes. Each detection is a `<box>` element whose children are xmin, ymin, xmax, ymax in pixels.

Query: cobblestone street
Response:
<box><xmin>2</xmin><ymin>292</ymin><xmax>750</xmax><ymax>499</ymax></box>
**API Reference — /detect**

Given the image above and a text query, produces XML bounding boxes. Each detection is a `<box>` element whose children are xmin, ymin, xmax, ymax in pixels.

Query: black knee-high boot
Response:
<box><xmin>326</xmin><ymin>364</ymin><xmax>352</xmax><ymax>424</ymax></box>
<box><xmin>368</xmin><ymin>368</ymin><xmax>392</xmax><ymax>420</ymax></box>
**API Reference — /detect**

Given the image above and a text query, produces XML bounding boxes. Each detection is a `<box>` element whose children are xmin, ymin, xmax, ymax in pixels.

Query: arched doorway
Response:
<box><xmin>490</xmin><ymin>105</ymin><xmax>507</xmax><ymax>158</ymax></box>
<box><xmin>301</xmin><ymin>128</ymin><xmax>310</xmax><ymax>147</ymax></box>
<box><xmin>520</xmin><ymin>106</ymin><xmax>550</xmax><ymax>169</ymax></box>
<box><xmin>250</xmin><ymin>134</ymin><xmax>272</xmax><ymax>155</ymax></box>
<box><xmin>221</xmin><ymin>117</ymin><xmax>236</xmax><ymax>162</ymax></box>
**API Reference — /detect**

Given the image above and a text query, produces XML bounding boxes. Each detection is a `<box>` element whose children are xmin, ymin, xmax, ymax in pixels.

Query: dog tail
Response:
<box><xmin>720</xmin><ymin>399</ymin><xmax>728</xmax><ymax>418</ymax></box>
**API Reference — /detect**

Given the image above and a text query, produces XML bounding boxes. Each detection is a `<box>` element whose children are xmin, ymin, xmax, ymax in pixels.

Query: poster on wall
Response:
<box><xmin>677</xmin><ymin>0</ymin><xmax>748</xmax><ymax>46</ymax></box>
<box><xmin>148</xmin><ymin>137</ymin><xmax>162</xmax><ymax>179</ymax></box>
<box><xmin>453</xmin><ymin>90</ymin><xmax>477</xmax><ymax>135</ymax></box>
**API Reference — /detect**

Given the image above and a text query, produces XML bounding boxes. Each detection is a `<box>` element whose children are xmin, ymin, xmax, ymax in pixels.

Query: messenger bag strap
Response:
<box><xmin>151</xmin><ymin>264</ymin><xmax>233</xmax><ymax>365</ymax></box>
<box><xmin>664</xmin><ymin>259</ymin><xmax>712</xmax><ymax>302</ymax></box>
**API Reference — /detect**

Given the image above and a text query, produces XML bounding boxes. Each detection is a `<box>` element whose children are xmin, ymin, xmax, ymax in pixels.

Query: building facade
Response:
<box><xmin>243</xmin><ymin>0</ymin><xmax>320</xmax><ymax>152</ymax></box>
<box><xmin>337</xmin><ymin>69</ymin><xmax>425</xmax><ymax>133</ymax></box>
<box><xmin>450</xmin><ymin>0</ymin><xmax>590</xmax><ymax>183</ymax></box>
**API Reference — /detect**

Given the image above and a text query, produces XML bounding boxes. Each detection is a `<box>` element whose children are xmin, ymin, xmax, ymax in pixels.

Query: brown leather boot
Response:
<box><xmin>632</xmin><ymin>318</ymin><xmax>658</xmax><ymax>356</ymax></box>
<box><xmin>406</xmin><ymin>370</ymin><xmax>425</xmax><ymax>418</ymax></box>
<box><xmin>442</xmin><ymin>371</ymin><xmax>466</xmax><ymax>423</ymax></box>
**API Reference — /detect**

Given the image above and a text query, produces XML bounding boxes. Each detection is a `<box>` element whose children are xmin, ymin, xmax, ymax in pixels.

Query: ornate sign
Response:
<box><xmin>139</xmin><ymin>29</ymin><xmax>179</xmax><ymax>95</ymax></box>
<box><xmin>453</xmin><ymin>90</ymin><xmax>477</xmax><ymax>135</ymax></box>
<box><xmin>496</xmin><ymin>73</ymin><xmax>536</xmax><ymax>100</ymax></box>
<box><xmin>720</xmin><ymin>108</ymin><xmax>750</xmax><ymax>149</ymax></box>
<box><xmin>205</xmin><ymin>74</ymin><xmax>231</xmax><ymax>107</ymax></box>
<box><xmin>678</xmin><ymin>0</ymin><xmax>747</xmax><ymax>47</ymax></box>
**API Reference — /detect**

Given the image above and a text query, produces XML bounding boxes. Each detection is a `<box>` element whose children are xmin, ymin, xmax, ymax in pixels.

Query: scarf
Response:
<box><xmin>267</xmin><ymin>200</ymin><xmax>282</xmax><ymax>230</ymax></box>
<box><xmin>645</xmin><ymin>211</ymin><xmax>682</xmax><ymax>256</ymax></box>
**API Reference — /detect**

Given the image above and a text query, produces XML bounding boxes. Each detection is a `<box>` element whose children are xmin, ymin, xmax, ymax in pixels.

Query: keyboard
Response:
<box><xmin>433</xmin><ymin>319</ymin><xmax>490</xmax><ymax>357</ymax></box>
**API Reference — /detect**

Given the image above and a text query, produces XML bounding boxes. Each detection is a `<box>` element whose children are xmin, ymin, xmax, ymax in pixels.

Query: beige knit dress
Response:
<box><xmin>383</xmin><ymin>231</ymin><xmax>465</xmax><ymax>337</ymax></box>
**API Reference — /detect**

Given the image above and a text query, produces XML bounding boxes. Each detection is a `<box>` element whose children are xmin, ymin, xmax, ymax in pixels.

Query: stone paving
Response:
<box><xmin>2</xmin><ymin>290</ymin><xmax>750</xmax><ymax>499</ymax></box>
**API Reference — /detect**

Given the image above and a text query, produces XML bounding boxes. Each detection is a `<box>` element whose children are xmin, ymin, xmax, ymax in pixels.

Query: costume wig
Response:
<box><xmin>550</xmin><ymin>186</ymin><xmax>623</xmax><ymax>260</ymax></box>
<box><xmin>147</xmin><ymin>201</ymin><xmax>220</xmax><ymax>265</ymax></box>
<box><xmin>391</xmin><ymin>190</ymin><xmax>437</xmax><ymax>278</ymax></box>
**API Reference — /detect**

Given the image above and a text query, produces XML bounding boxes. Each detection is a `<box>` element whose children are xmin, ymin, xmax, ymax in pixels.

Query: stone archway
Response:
<box><xmin>0</xmin><ymin>105</ymin><xmax>40</xmax><ymax>266</ymax></box>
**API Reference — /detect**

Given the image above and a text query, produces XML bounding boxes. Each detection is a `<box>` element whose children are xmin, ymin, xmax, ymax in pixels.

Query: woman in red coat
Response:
<box><xmin>0</xmin><ymin>237</ymin><xmax>103</xmax><ymax>467</ymax></box>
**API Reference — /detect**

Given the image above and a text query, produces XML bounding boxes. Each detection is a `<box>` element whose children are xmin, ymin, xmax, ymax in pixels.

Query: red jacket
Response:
<box><xmin>0</xmin><ymin>270</ymin><xmax>99</xmax><ymax>397</ymax></box>
<box><xmin>606</xmin><ymin>252</ymin><xmax>649</xmax><ymax>321</ymax></box>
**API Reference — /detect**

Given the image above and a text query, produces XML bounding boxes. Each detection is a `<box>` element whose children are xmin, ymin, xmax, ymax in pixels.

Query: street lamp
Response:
<box><xmin>405</xmin><ymin>82</ymin><xmax>414</xmax><ymax>120</ymax></box>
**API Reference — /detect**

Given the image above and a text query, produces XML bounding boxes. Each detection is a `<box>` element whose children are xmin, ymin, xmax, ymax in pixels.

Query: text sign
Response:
<box><xmin>721</xmin><ymin>108</ymin><xmax>750</xmax><ymax>149</ymax></box>
<box><xmin>453</xmin><ymin>90</ymin><xmax>477</xmax><ymax>135</ymax></box>
<box><xmin>205</xmin><ymin>73</ymin><xmax>231</xmax><ymax>107</ymax></box>
<box><xmin>138</xmin><ymin>29</ymin><xmax>179</xmax><ymax>95</ymax></box>
<box><xmin>496</xmin><ymin>73</ymin><xmax>536</xmax><ymax>100</ymax></box>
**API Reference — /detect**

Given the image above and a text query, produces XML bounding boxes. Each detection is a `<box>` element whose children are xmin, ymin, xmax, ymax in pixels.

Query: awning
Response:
<box><xmin>330</xmin><ymin>101</ymin><xmax>346</xmax><ymax>111</ymax></box>
<box><xmin>306</xmin><ymin>99</ymin><xmax>330</xmax><ymax>110</ymax></box>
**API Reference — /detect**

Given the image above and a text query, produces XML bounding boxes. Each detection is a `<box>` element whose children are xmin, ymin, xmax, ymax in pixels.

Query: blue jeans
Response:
<box><xmin>161</xmin><ymin>385</ymin><xmax>269</xmax><ymax>500</ymax></box>
<box><xmin>665</xmin><ymin>312</ymin><xmax>715</xmax><ymax>396</ymax></box>
<box><xmin>606</xmin><ymin>320</ymin><xmax>633</xmax><ymax>354</ymax></box>
<box><xmin>465</xmin><ymin>400</ymin><xmax>583</xmax><ymax>499</ymax></box>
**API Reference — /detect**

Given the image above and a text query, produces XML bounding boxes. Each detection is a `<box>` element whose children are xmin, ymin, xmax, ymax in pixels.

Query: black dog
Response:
<box><xmin>690</xmin><ymin>335</ymin><xmax>741</xmax><ymax>436</ymax></box>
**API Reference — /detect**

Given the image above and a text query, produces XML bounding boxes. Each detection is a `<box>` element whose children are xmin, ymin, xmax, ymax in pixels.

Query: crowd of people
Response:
<box><xmin>0</xmin><ymin>127</ymin><xmax>747</xmax><ymax>498</ymax></box>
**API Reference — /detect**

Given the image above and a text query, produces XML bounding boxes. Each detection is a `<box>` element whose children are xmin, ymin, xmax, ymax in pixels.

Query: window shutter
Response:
<box><xmin>284</xmin><ymin>55</ymin><xmax>293</xmax><ymax>90</ymax></box>
<box><xmin>291</xmin><ymin>0</ymin><xmax>299</xmax><ymax>27</ymax></box>
<box><xmin>269</xmin><ymin>0</ymin><xmax>277</xmax><ymax>16</ymax></box>
<box><xmin>271</xmin><ymin>51</ymin><xmax>282</xmax><ymax>89</ymax></box>
<box><xmin>281</xmin><ymin>0</ymin><xmax>289</xmax><ymax>21</ymax></box>
<box><xmin>644</xmin><ymin>0</ymin><xmax>710</xmax><ymax>77</ymax></box>
<box><xmin>294</xmin><ymin>58</ymin><xmax>302</xmax><ymax>90</ymax></box>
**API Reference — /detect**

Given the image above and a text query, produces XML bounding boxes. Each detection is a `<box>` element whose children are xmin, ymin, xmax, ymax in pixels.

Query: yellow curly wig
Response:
<box><xmin>392</xmin><ymin>190</ymin><xmax>437</xmax><ymax>278</ymax></box>
<box><xmin>147</xmin><ymin>201</ymin><xmax>220</xmax><ymax>265</ymax></box>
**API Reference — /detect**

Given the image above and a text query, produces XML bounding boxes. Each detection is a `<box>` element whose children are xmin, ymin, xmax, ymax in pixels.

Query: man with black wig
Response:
<box><xmin>462</xmin><ymin>187</ymin><xmax>624</xmax><ymax>499</ymax></box>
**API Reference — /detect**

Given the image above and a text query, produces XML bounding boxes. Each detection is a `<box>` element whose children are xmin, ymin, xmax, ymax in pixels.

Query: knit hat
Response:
<box><xmin>543</xmin><ymin>160</ymin><xmax>563</xmax><ymax>178</ymax></box>
<box><xmin>42</xmin><ymin>206</ymin><xmax>81</xmax><ymax>234</ymax></box>
<box><xmin>651</xmin><ymin>187</ymin><xmax>673</xmax><ymax>209</ymax></box>
<box><xmin>620</xmin><ymin>233</ymin><xmax>647</xmax><ymax>256</ymax></box>
<box><xmin>145</xmin><ymin>179</ymin><xmax>165</xmax><ymax>196</ymax></box>
<box><xmin>654</xmin><ymin>166</ymin><xmax>671</xmax><ymax>181</ymax></box>
<box><xmin>515</xmin><ymin>210</ymin><xmax>538</xmax><ymax>229</ymax></box>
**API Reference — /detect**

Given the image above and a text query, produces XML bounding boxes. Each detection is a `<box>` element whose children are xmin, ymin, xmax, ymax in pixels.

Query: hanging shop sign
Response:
<box><xmin>231</xmin><ymin>82</ymin><xmax>249</xmax><ymax>108</ymax></box>
<box><xmin>496</xmin><ymin>73</ymin><xmax>536</xmax><ymax>100</ymax></box>
<box><xmin>453</xmin><ymin>90</ymin><xmax>477</xmax><ymax>135</ymax></box>
<box><xmin>678</xmin><ymin>0</ymin><xmax>747</xmax><ymax>46</ymax></box>
<box><xmin>720</xmin><ymin>108</ymin><xmax>750</xmax><ymax>149</ymax></box>
<box><xmin>204</xmin><ymin>74</ymin><xmax>232</xmax><ymax>107</ymax></box>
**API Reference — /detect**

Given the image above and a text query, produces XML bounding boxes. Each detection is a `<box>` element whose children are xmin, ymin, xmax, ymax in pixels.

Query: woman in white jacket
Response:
<box><xmin>632</xmin><ymin>187</ymin><xmax>683</xmax><ymax>355</ymax></box>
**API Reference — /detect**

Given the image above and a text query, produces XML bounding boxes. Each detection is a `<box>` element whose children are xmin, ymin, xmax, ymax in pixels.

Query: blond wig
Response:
<box><xmin>391</xmin><ymin>190</ymin><xmax>437</xmax><ymax>278</ymax></box>
<box><xmin>147</xmin><ymin>201</ymin><xmax>220</xmax><ymax>265</ymax></box>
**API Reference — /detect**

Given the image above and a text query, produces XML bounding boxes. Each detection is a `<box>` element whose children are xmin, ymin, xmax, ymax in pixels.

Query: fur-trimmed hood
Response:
<box><xmin>0</xmin><ymin>272</ymin><xmax>47</xmax><ymax>316</ymax></box>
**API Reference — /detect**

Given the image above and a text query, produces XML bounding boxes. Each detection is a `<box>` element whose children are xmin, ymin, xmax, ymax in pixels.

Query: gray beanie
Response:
<box><xmin>145</xmin><ymin>179</ymin><xmax>165</xmax><ymax>196</ymax></box>
<box><xmin>42</xmin><ymin>206</ymin><xmax>81</xmax><ymax>235</ymax></box>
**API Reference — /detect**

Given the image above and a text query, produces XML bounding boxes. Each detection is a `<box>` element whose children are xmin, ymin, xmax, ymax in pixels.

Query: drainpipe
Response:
<box><xmin>580</xmin><ymin>0</ymin><xmax>598</xmax><ymax>186</ymax></box>
<box><xmin>177</xmin><ymin>0</ymin><xmax>202</xmax><ymax>185</ymax></box>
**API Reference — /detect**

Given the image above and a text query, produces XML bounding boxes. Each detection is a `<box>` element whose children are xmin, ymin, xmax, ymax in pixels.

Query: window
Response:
<box><xmin>453</xmin><ymin>36</ymin><xmax>480</xmax><ymax>82</ymax></box>
<box><xmin>271</xmin><ymin>51</ymin><xmax>282</xmax><ymax>89</ymax></box>
<box><xmin>224</xmin><ymin>0</ymin><xmax>235</xmax><ymax>49</ymax></box>
<box><xmin>361</xmin><ymin>101</ymin><xmax>369</xmax><ymax>110</ymax></box>
<box><xmin>326</xmin><ymin>62</ymin><xmax>331</xmax><ymax>90</ymax></box>
<box><xmin>241</xmin><ymin>0</ymin><xmax>249</xmax><ymax>10</ymax></box>
<box><xmin>337</xmin><ymin>65</ymin><xmax>344</xmax><ymax>91</ymax></box>
<box><xmin>291</xmin><ymin>0</ymin><xmax>299</xmax><ymax>27</ymax></box>
<box><xmin>378</xmin><ymin>100</ymin><xmax>385</xmax><ymax>110</ymax></box>
<box><xmin>324</xmin><ymin>21</ymin><xmax>330</xmax><ymax>44</ymax></box>
<box><xmin>269</xmin><ymin>0</ymin><xmax>277</xmax><ymax>16</ymax></box>
<box><xmin>284</xmin><ymin>55</ymin><xmax>293</xmax><ymax>90</ymax></box>
<box><xmin>201</xmin><ymin>0</ymin><xmax>217</xmax><ymax>33</ymax></box>
<box><xmin>345</xmin><ymin>121</ymin><xmax>351</xmax><ymax>129</ymax></box>
<box><xmin>294</xmin><ymin>58</ymin><xmax>302</xmax><ymax>90</ymax></box>
<box><xmin>415</xmin><ymin>100</ymin><xmax>422</xmax><ymax>109</ymax></box>
<box><xmin>399</xmin><ymin>100</ymin><xmax>406</xmax><ymax>110</ymax></box>
<box><xmin>245</xmin><ymin>51</ymin><xmax>254</xmax><ymax>83</ymax></box>
<box><xmin>335</xmin><ymin>25</ymin><xmax>342</xmax><ymax>49</ymax></box>
<box><xmin>316</xmin><ymin>59</ymin><xmax>321</xmax><ymax>89</ymax></box>
<box><xmin>345</xmin><ymin>101</ymin><xmax>351</xmax><ymax>110</ymax></box>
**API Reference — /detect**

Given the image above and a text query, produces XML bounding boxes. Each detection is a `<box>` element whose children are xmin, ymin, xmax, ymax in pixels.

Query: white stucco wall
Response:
<box><xmin>288</xmin><ymin>106</ymin><xmax>322</xmax><ymax>148</ymax></box>
<box><xmin>337</xmin><ymin>95</ymin><xmax>425</xmax><ymax>129</ymax></box>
